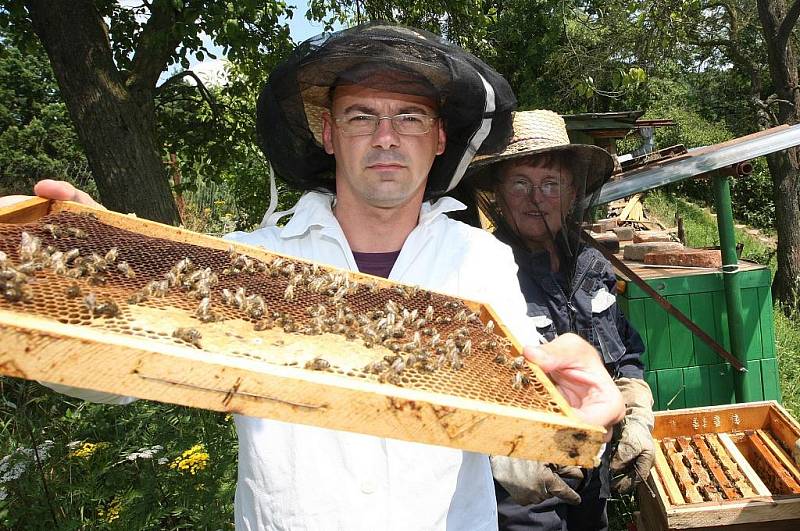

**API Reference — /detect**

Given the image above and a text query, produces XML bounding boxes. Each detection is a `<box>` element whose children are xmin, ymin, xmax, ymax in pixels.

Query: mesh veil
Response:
<box><xmin>256</xmin><ymin>22</ymin><xmax>516</xmax><ymax>199</ymax></box>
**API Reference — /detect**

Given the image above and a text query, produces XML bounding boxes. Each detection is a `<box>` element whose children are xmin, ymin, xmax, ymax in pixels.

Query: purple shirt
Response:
<box><xmin>352</xmin><ymin>250</ymin><xmax>401</xmax><ymax>278</ymax></box>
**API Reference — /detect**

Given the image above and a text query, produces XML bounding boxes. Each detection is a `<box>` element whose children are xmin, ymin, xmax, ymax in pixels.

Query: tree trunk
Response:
<box><xmin>757</xmin><ymin>0</ymin><xmax>800</xmax><ymax>312</ymax></box>
<box><xmin>25</xmin><ymin>0</ymin><xmax>180</xmax><ymax>225</ymax></box>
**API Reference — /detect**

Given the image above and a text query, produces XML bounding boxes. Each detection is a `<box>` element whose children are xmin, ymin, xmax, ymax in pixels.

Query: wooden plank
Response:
<box><xmin>644</xmin><ymin>298</ymin><xmax>672</xmax><ymax>370</ymax></box>
<box><xmin>768</xmin><ymin>401</ymin><xmax>800</xmax><ymax>453</ymax></box>
<box><xmin>709</xmin><ymin>363</ymin><xmax>734</xmax><ymax>406</ymax></box>
<box><xmin>705</xmin><ymin>433</ymin><xmax>756</xmax><ymax>498</ymax></box>
<box><xmin>762</xmin><ymin>358</ymin><xmax>783</xmax><ymax>402</ymax></box>
<box><xmin>652</xmin><ymin>401</ymin><xmax>772</xmax><ymax>439</ymax></box>
<box><xmin>741</xmin><ymin>287</ymin><xmax>764</xmax><ymax>361</ymax></box>
<box><xmin>675</xmin><ymin>436</ymin><xmax>723</xmax><ymax>502</ymax></box>
<box><xmin>659</xmin><ymin>368</ymin><xmax>686</xmax><ymax>410</ymax></box>
<box><xmin>711</xmin><ymin>291</ymin><xmax>732</xmax><ymax>352</ymax></box>
<box><xmin>662</xmin><ymin>437</ymin><xmax>705</xmax><ymax>503</ymax></box>
<box><xmin>692</xmin><ymin>434</ymin><xmax>740</xmax><ymax>500</ymax></box>
<box><xmin>654</xmin><ymin>440</ymin><xmax>685</xmax><ymax>505</ymax></box>
<box><xmin>0</xmin><ymin>196</ymin><xmax>52</xmax><ymax>223</ymax></box>
<box><xmin>757</xmin><ymin>429</ymin><xmax>800</xmax><ymax>485</ymax></box>
<box><xmin>718</xmin><ymin>432</ymin><xmax>771</xmax><ymax>497</ymax></box>
<box><xmin>758</xmin><ymin>286</ymin><xmax>777</xmax><ymax>360</ymax></box>
<box><xmin>743</xmin><ymin>360</ymin><xmax>765</xmax><ymax>402</ymax></box>
<box><xmin>746</xmin><ymin>430</ymin><xmax>800</xmax><ymax>494</ymax></box>
<box><xmin>618</xmin><ymin>194</ymin><xmax>642</xmax><ymax>221</ymax></box>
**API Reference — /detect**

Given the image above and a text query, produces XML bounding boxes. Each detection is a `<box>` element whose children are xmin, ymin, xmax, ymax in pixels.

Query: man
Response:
<box><xmin>4</xmin><ymin>24</ymin><xmax>624</xmax><ymax>530</ymax></box>
<box><xmin>465</xmin><ymin>110</ymin><xmax>653</xmax><ymax>530</ymax></box>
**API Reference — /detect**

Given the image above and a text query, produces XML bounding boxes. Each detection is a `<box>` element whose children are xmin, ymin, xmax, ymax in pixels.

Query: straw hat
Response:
<box><xmin>468</xmin><ymin>110</ymin><xmax>614</xmax><ymax>195</ymax></box>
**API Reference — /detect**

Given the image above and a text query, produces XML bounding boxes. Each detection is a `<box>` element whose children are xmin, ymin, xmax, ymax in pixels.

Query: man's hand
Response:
<box><xmin>0</xmin><ymin>180</ymin><xmax>103</xmax><ymax>210</ymax></box>
<box><xmin>524</xmin><ymin>333</ymin><xmax>625</xmax><ymax>432</ymax></box>
<box><xmin>34</xmin><ymin>179</ymin><xmax>104</xmax><ymax>208</ymax></box>
<box><xmin>610</xmin><ymin>377</ymin><xmax>656</xmax><ymax>494</ymax></box>
<box><xmin>491</xmin><ymin>455</ymin><xmax>583</xmax><ymax>506</ymax></box>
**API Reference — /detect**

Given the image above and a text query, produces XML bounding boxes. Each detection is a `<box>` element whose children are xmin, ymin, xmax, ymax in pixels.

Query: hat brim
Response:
<box><xmin>467</xmin><ymin>143</ymin><xmax>614</xmax><ymax>196</ymax></box>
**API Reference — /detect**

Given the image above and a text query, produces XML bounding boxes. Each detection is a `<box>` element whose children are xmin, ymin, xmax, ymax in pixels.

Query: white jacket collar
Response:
<box><xmin>278</xmin><ymin>191</ymin><xmax>466</xmax><ymax>239</ymax></box>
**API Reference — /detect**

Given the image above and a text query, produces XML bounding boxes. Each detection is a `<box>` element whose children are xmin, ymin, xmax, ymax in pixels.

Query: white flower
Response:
<box><xmin>0</xmin><ymin>488</ymin><xmax>7</xmax><ymax>501</ymax></box>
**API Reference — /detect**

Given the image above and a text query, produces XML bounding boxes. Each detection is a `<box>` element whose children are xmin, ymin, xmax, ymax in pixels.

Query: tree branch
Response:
<box><xmin>777</xmin><ymin>0</ymin><xmax>800</xmax><ymax>50</ymax></box>
<box><xmin>156</xmin><ymin>70</ymin><xmax>219</xmax><ymax>117</ymax></box>
<box><xmin>127</xmin><ymin>2</ymin><xmax>183</xmax><ymax>95</ymax></box>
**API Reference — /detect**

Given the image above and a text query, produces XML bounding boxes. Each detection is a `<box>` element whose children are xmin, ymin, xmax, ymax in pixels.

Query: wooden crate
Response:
<box><xmin>0</xmin><ymin>198</ymin><xmax>605</xmax><ymax>465</ymax></box>
<box><xmin>638</xmin><ymin>401</ymin><xmax>800</xmax><ymax>529</ymax></box>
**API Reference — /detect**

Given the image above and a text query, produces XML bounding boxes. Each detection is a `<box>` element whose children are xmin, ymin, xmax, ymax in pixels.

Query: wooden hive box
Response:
<box><xmin>0</xmin><ymin>198</ymin><xmax>605</xmax><ymax>466</ymax></box>
<box><xmin>637</xmin><ymin>401</ymin><xmax>800</xmax><ymax>530</ymax></box>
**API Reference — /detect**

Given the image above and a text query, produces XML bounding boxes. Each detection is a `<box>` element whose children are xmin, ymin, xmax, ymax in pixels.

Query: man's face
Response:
<box><xmin>496</xmin><ymin>157</ymin><xmax>576</xmax><ymax>248</ymax></box>
<box><xmin>322</xmin><ymin>85</ymin><xmax>446</xmax><ymax>209</ymax></box>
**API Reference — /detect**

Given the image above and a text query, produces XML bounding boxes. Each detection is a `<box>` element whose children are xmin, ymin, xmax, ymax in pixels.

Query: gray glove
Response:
<box><xmin>610</xmin><ymin>377</ymin><xmax>656</xmax><ymax>495</ymax></box>
<box><xmin>491</xmin><ymin>455</ymin><xmax>583</xmax><ymax>505</ymax></box>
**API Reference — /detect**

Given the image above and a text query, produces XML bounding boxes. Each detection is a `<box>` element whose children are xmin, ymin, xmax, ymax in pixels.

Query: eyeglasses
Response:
<box><xmin>334</xmin><ymin>113</ymin><xmax>438</xmax><ymax>136</ymax></box>
<box><xmin>504</xmin><ymin>179</ymin><xmax>564</xmax><ymax>199</ymax></box>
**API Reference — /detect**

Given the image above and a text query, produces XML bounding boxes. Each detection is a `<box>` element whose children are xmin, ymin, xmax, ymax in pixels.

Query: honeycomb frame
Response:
<box><xmin>0</xmin><ymin>198</ymin><xmax>605</xmax><ymax>466</ymax></box>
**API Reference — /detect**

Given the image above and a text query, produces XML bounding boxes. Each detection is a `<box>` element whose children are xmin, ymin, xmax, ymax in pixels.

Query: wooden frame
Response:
<box><xmin>639</xmin><ymin>401</ymin><xmax>800</xmax><ymax>529</ymax></box>
<box><xmin>0</xmin><ymin>198</ymin><xmax>606</xmax><ymax>466</ymax></box>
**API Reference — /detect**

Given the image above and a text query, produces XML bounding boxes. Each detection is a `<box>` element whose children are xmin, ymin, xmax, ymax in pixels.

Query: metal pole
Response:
<box><xmin>712</xmin><ymin>172</ymin><xmax>753</xmax><ymax>402</ymax></box>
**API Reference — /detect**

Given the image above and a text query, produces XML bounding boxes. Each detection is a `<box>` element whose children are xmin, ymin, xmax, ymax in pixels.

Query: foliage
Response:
<box><xmin>0</xmin><ymin>379</ymin><xmax>238</xmax><ymax>529</ymax></box>
<box><xmin>0</xmin><ymin>30</ymin><xmax>93</xmax><ymax>197</ymax></box>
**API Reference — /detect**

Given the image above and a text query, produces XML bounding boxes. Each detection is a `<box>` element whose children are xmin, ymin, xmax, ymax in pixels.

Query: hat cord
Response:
<box><xmin>259</xmin><ymin>162</ymin><xmax>298</xmax><ymax>227</ymax></box>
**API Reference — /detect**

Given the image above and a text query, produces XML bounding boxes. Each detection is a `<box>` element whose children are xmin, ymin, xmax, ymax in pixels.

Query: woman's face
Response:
<box><xmin>495</xmin><ymin>156</ymin><xmax>576</xmax><ymax>249</ymax></box>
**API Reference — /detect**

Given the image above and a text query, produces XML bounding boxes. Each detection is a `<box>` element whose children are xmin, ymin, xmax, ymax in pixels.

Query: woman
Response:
<box><xmin>464</xmin><ymin>110</ymin><xmax>655</xmax><ymax>531</ymax></box>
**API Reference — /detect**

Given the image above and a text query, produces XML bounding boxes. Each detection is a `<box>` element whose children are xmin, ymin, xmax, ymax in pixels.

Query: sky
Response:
<box><xmin>181</xmin><ymin>1</ymin><xmax>345</xmax><ymax>86</ymax></box>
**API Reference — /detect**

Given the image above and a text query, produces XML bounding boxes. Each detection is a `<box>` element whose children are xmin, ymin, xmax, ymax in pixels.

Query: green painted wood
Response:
<box><xmin>740</xmin><ymin>287</ymin><xmax>764</xmax><ymax>361</ymax></box>
<box><xmin>666</xmin><ymin>294</ymin><xmax>694</xmax><ymax>367</ymax></box>
<box><xmin>622</xmin><ymin>298</ymin><xmax>649</xmax><ymax>369</ymax></box>
<box><xmin>758</xmin><ymin>287</ymin><xmax>777</xmax><ymax>360</ymax></box>
<box><xmin>621</xmin><ymin>266</ymin><xmax>772</xmax><ymax>300</ymax></box>
<box><xmin>709</xmin><ymin>363</ymin><xmax>735</xmax><ymax>405</ymax></box>
<box><xmin>742</xmin><ymin>360</ymin><xmax>764</xmax><ymax>402</ymax></box>
<box><xmin>658</xmin><ymin>368</ymin><xmax>686</xmax><ymax>410</ymax></box>
<box><xmin>683</xmin><ymin>366</ymin><xmax>711</xmax><ymax>408</ymax></box>
<box><xmin>644</xmin><ymin>370</ymin><xmax>659</xmax><ymax>409</ymax></box>
<box><xmin>689</xmin><ymin>292</ymin><xmax>718</xmax><ymax>366</ymax></box>
<box><xmin>761</xmin><ymin>358</ymin><xmax>782</xmax><ymax>401</ymax></box>
<box><xmin>712</xmin><ymin>290</ymin><xmax>732</xmax><ymax>352</ymax></box>
<box><xmin>643</xmin><ymin>298</ymin><xmax>671</xmax><ymax>369</ymax></box>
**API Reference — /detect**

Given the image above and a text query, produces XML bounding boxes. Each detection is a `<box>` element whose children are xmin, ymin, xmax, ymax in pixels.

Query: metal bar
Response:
<box><xmin>712</xmin><ymin>173</ymin><xmax>755</xmax><ymax>400</ymax></box>
<box><xmin>591</xmin><ymin>123</ymin><xmax>800</xmax><ymax>206</ymax></box>
<box><xmin>582</xmin><ymin>231</ymin><xmax>746</xmax><ymax>371</ymax></box>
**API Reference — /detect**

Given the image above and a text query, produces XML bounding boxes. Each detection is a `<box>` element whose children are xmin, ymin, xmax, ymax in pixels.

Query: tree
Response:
<box><xmin>0</xmin><ymin>0</ymin><xmax>294</xmax><ymax>224</ymax></box>
<box><xmin>756</xmin><ymin>0</ymin><xmax>800</xmax><ymax>311</ymax></box>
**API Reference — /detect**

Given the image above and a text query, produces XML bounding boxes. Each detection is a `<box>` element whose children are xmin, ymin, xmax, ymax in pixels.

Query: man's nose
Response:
<box><xmin>371</xmin><ymin>117</ymin><xmax>401</xmax><ymax>149</ymax></box>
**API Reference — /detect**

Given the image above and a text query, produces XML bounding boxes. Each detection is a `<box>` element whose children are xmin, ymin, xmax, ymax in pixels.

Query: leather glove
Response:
<box><xmin>610</xmin><ymin>377</ymin><xmax>656</xmax><ymax>495</ymax></box>
<box><xmin>491</xmin><ymin>455</ymin><xmax>583</xmax><ymax>505</ymax></box>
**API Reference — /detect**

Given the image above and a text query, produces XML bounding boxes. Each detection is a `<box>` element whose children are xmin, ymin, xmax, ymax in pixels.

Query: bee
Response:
<box><xmin>403</xmin><ymin>285</ymin><xmax>419</xmax><ymax>299</ymax></box>
<box><xmin>511</xmin><ymin>356</ymin><xmax>526</xmax><ymax>370</ymax></box>
<box><xmin>385</xmin><ymin>300</ymin><xmax>400</xmax><ymax>315</ymax></box>
<box><xmin>461</xmin><ymin>339</ymin><xmax>472</xmax><ymax>356</ymax></box>
<box><xmin>481</xmin><ymin>339</ymin><xmax>498</xmax><ymax>351</ymax></box>
<box><xmin>94</xmin><ymin>299</ymin><xmax>120</xmax><ymax>318</ymax></box>
<box><xmin>425</xmin><ymin>305</ymin><xmax>434</xmax><ymax>320</ymax></box>
<box><xmin>196</xmin><ymin>297</ymin><xmax>217</xmax><ymax>322</ymax></box>
<box><xmin>66</xmin><ymin>227</ymin><xmax>87</xmax><ymax>239</ymax></box>
<box><xmin>42</xmin><ymin>223</ymin><xmax>62</xmax><ymax>239</ymax></box>
<box><xmin>493</xmin><ymin>353</ymin><xmax>508</xmax><ymax>365</ymax></box>
<box><xmin>253</xmin><ymin>318</ymin><xmax>274</xmax><ymax>331</ymax></box>
<box><xmin>87</xmin><ymin>272</ymin><xmax>107</xmax><ymax>286</ymax></box>
<box><xmin>19</xmin><ymin>232</ymin><xmax>42</xmax><ymax>261</ymax></box>
<box><xmin>127</xmin><ymin>291</ymin><xmax>148</xmax><ymax>304</ymax></box>
<box><xmin>234</xmin><ymin>287</ymin><xmax>247</xmax><ymax>309</ymax></box>
<box><xmin>363</xmin><ymin>360</ymin><xmax>388</xmax><ymax>374</ymax></box>
<box><xmin>331</xmin><ymin>285</ymin><xmax>348</xmax><ymax>303</ymax></box>
<box><xmin>454</xmin><ymin>309</ymin><xmax>468</xmax><ymax>322</ymax></box>
<box><xmin>429</xmin><ymin>333</ymin><xmax>441</xmax><ymax>347</ymax></box>
<box><xmin>64</xmin><ymin>248</ymin><xmax>81</xmax><ymax>264</ymax></box>
<box><xmin>283</xmin><ymin>283</ymin><xmax>295</xmax><ymax>301</ymax></box>
<box><xmin>3</xmin><ymin>282</ymin><xmax>32</xmax><ymax>303</ymax></box>
<box><xmin>467</xmin><ymin>312</ymin><xmax>481</xmax><ymax>324</ymax></box>
<box><xmin>104</xmin><ymin>248</ymin><xmax>119</xmax><ymax>263</ymax></box>
<box><xmin>484</xmin><ymin>320</ymin><xmax>495</xmax><ymax>333</ymax></box>
<box><xmin>345</xmin><ymin>329</ymin><xmax>358</xmax><ymax>341</ymax></box>
<box><xmin>245</xmin><ymin>295</ymin><xmax>266</xmax><ymax>319</ymax></box>
<box><xmin>0</xmin><ymin>250</ymin><xmax>7</xmax><ymax>265</ymax></box>
<box><xmin>83</xmin><ymin>292</ymin><xmax>97</xmax><ymax>314</ymax></box>
<box><xmin>283</xmin><ymin>321</ymin><xmax>298</xmax><ymax>333</ymax></box>
<box><xmin>173</xmin><ymin>327</ymin><xmax>202</xmax><ymax>348</ymax></box>
<box><xmin>436</xmin><ymin>316</ymin><xmax>452</xmax><ymax>325</ymax></box>
<box><xmin>175</xmin><ymin>257</ymin><xmax>192</xmax><ymax>273</ymax></box>
<box><xmin>221</xmin><ymin>288</ymin><xmax>235</xmax><ymax>306</ymax></box>
<box><xmin>65</xmin><ymin>283</ymin><xmax>82</xmax><ymax>298</ymax></box>
<box><xmin>366</xmin><ymin>281</ymin><xmax>379</xmax><ymax>294</ymax></box>
<box><xmin>50</xmin><ymin>252</ymin><xmax>67</xmax><ymax>275</ymax></box>
<box><xmin>512</xmin><ymin>371</ymin><xmax>530</xmax><ymax>390</ymax></box>
<box><xmin>116</xmin><ymin>261</ymin><xmax>135</xmax><ymax>278</ymax></box>
<box><xmin>305</xmin><ymin>358</ymin><xmax>330</xmax><ymax>371</ymax></box>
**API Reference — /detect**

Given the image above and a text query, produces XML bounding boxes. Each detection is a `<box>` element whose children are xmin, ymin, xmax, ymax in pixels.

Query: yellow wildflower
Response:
<box><xmin>170</xmin><ymin>443</ymin><xmax>209</xmax><ymax>475</ymax></box>
<box><xmin>69</xmin><ymin>442</ymin><xmax>109</xmax><ymax>459</ymax></box>
<box><xmin>97</xmin><ymin>496</ymin><xmax>122</xmax><ymax>523</ymax></box>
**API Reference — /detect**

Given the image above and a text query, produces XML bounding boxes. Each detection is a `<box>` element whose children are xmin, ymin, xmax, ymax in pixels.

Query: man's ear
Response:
<box><xmin>436</xmin><ymin>121</ymin><xmax>446</xmax><ymax>156</ymax></box>
<box><xmin>322</xmin><ymin>112</ymin><xmax>335</xmax><ymax>155</ymax></box>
